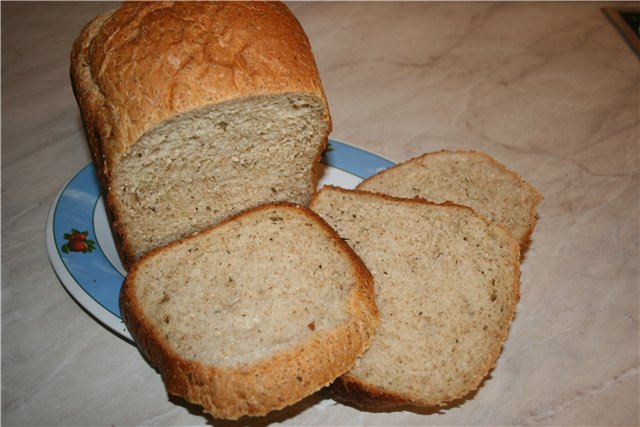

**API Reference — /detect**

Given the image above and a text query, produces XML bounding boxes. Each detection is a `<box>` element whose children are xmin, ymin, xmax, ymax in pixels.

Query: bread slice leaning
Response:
<box><xmin>310</xmin><ymin>186</ymin><xmax>520</xmax><ymax>409</ymax></box>
<box><xmin>357</xmin><ymin>150</ymin><xmax>542</xmax><ymax>248</ymax></box>
<box><xmin>71</xmin><ymin>2</ymin><xmax>332</xmax><ymax>267</ymax></box>
<box><xmin>119</xmin><ymin>203</ymin><xmax>378</xmax><ymax>420</ymax></box>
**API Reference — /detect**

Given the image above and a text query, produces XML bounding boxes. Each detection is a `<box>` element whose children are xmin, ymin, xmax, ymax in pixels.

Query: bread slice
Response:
<box><xmin>310</xmin><ymin>186</ymin><xmax>520</xmax><ymax>408</ymax></box>
<box><xmin>70</xmin><ymin>2</ymin><xmax>332</xmax><ymax>267</ymax></box>
<box><xmin>357</xmin><ymin>150</ymin><xmax>542</xmax><ymax>248</ymax></box>
<box><xmin>119</xmin><ymin>203</ymin><xmax>378</xmax><ymax>420</ymax></box>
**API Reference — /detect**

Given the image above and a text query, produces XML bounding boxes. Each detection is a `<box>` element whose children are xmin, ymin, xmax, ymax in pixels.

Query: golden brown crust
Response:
<box><xmin>311</xmin><ymin>186</ymin><xmax>521</xmax><ymax>410</ymax></box>
<box><xmin>356</xmin><ymin>149</ymin><xmax>543</xmax><ymax>249</ymax></box>
<box><xmin>120</xmin><ymin>202</ymin><xmax>378</xmax><ymax>420</ymax></box>
<box><xmin>73</xmin><ymin>1</ymin><xmax>330</xmax><ymax>155</ymax></box>
<box><xmin>330</xmin><ymin>374</ymin><xmax>412</xmax><ymax>409</ymax></box>
<box><xmin>70</xmin><ymin>10</ymin><xmax>137</xmax><ymax>267</ymax></box>
<box><xmin>70</xmin><ymin>1</ymin><xmax>332</xmax><ymax>268</ymax></box>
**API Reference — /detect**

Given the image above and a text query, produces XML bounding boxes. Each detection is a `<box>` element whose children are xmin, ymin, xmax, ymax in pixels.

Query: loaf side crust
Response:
<box><xmin>119</xmin><ymin>202</ymin><xmax>378</xmax><ymax>420</ymax></box>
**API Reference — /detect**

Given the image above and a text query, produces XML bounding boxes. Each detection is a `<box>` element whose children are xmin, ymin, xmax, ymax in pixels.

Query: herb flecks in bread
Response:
<box><xmin>120</xmin><ymin>203</ymin><xmax>378</xmax><ymax>420</ymax></box>
<box><xmin>113</xmin><ymin>94</ymin><xmax>327</xmax><ymax>263</ymax></box>
<box><xmin>310</xmin><ymin>186</ymin><xmax>521</xmax><ymax>408</ymax></box>
<box><xmin>357</xmin><ymin>150</ymin><xmax>542</xmax><ymax>248</ymax></box>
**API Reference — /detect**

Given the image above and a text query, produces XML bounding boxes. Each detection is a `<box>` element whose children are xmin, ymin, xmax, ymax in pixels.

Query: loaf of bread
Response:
<box><xmin>357</xmin><ymin>150</ymin><xmax>542</xmax><ymax>248</ymax></box>
<box><xmin>119</xmin><ymin>202</ymin><xmax>379</xmax><ymax>420</ymax></box>
<box><xmin>310</xmin><ymin>186</ymin><xmax>520</xmax><ymax>408</ymax></box>
<box><xmin>70</xmin><ymin>1</ymin><xmax>332</xmax><ymax>268</ymax></box>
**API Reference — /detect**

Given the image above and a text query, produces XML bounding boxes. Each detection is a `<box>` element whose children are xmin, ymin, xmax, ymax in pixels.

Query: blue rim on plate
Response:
<box><xmin>45</xmin><ymin>139</ymin><xmax>394</xmax><ymax>341</ymax></box>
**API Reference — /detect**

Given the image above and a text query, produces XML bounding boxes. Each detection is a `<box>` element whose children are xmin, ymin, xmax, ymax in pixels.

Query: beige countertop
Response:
<box><xmin>2</xmin><ymin>2</ymin><xmax>638</xmax><ymax>426</ymax></box>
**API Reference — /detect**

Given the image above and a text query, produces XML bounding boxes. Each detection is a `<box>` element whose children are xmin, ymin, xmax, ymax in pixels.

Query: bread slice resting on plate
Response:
<box><xmin>311</xmin><ymin>186</ymin><xmax>522</xmax><ymax>408</ymax></box>
<box><xmin>120</xmin><ymin>203</ymin><xmax>379</xmax><ymax>420</ymax></box>
<box><xmin>358</xmin><ymin>150</ymin><xmax>543</xmax><ymax>249</ymax></box>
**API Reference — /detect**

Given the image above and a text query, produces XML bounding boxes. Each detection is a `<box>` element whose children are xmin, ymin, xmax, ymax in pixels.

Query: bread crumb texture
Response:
<box><xmin>135</xmin><ymin>206</ymin><xmax>352</xmax><ymax>365</ymax></box>
<box><xmin>120</xmin><ymin>204</ymin><xmax>378</xmax><ymax>419</ymax></box>
<box><xmin>113</xmin><ymin>94</ymin><xmax>327</xmax><ymax>260</ymax></box>
<box><xmin>311</xmin><ymin>187</ymin><xmax>520</xmax><ymax>408</ymax></box>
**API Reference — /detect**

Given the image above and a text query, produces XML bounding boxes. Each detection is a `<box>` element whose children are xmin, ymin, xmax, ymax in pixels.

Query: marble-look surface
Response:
<box><xmin>2</xmin><ymin>2</ymin><xmax>638</xmax><ymax>426</ymax></box>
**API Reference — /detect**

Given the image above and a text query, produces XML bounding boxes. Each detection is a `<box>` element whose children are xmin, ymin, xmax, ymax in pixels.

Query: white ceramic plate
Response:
<box><xmin>46</xmin><ymin>140</ymin><xmax>394</xmax><ymax>341</ymax></box>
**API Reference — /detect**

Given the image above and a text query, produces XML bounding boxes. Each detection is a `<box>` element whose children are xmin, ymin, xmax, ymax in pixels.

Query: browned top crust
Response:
<box><xmin>71</xmin><ymin>1</ymin><xmax>329</xmax><ymax>156</ymax></box>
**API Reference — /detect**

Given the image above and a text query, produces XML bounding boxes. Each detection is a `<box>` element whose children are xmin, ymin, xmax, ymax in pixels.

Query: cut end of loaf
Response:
<box><xmin>112</xmin><ymin>94</ymin><xmax>329</xmax><ymax>263</ymax></box>
<box><xmin>311</xmin><ymin>186</ymin><xmax>521</xmax><ymax>408</ymax></box>
<box><xmin>120</xmin><ymin>203</ymin><xmax>378</xmax><ymax>419</ymax></box>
